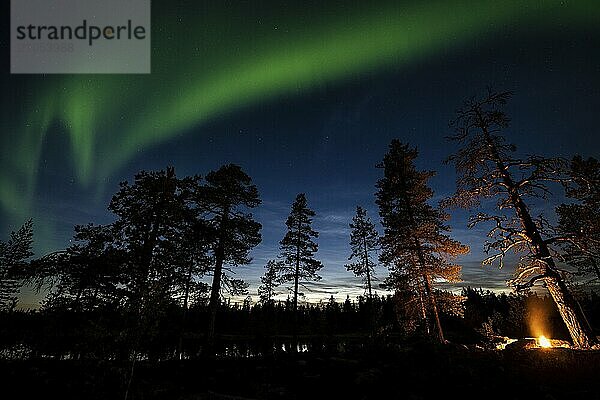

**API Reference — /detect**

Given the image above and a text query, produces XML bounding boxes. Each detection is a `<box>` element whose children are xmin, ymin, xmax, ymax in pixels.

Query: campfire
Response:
<box><xmin>496</xmin><ymin>335</ymin><xmax>571</xmax><ymax>350</ymax></box>
<box><xmin>534</xmin><ymin>336</ymin><xmax>570</xmax><ymax>349</ymax></box>
<box><xmin>537</xmin><ymin>335</ymin><xmax>551</xmax><ymax>348</ymax></box>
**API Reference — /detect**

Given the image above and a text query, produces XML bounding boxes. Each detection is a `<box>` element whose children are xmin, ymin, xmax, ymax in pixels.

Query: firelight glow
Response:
<box><xmin>538</xmin><ymin>335</ymin><xmax>552</xmax><ymax>348</ymax></box>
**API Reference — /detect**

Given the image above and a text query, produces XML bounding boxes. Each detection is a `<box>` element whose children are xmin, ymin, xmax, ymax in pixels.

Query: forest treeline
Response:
<box><xmin>1</xmin><ymin>90</ymin><xmax>599</xmax><ymax>358</ymax></box>
<box><xmin>2</xmin><ymin>288</ymin><xmax>600</xmax><ymax>360</ymax></box>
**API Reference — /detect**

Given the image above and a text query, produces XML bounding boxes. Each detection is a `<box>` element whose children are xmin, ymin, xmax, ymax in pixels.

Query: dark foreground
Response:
<box><xmin>2</xmin><ymin>343</ymin><xmax>600</xmax><ymax>400</ymax></box>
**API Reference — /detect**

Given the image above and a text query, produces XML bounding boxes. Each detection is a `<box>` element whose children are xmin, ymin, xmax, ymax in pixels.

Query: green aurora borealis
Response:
<box><xmin>2</xmin><ymin>0</ymin><xmax>599</xmax><ymax>242</ymax></box>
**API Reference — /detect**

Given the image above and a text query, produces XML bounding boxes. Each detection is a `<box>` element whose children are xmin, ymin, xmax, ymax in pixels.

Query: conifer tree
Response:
<box><xmin>197</xmin><ymin>164</ymin><xmax>262</xmax><ymax>345</ymax></box>
<box><xmin>108</xmin><ymin>167</ymin><xmax>190</xmax><ymax>312</ymax></box>
<box><xmin>172</xmin><ymin>214</ymin><xmax>212</xmax><ymax>360</ymax></box>
<box><xmin>258</xmin><ymin>260</ymin><xmax>281</xmax><ymax>305</ymax></box>
<box><xmin>277</xmin><ymin>193</ymin><xmax>323</xmax><ymax>333</ymax></box>
<box><xmin>0</xmin><ymin>220</ymin><xmax>33</xmax><ymax>310</ymax></box>
<box><xmin>556</xmin><ymin>156</ymin><xmax>600</xmax><ymax>281</ymax></box>
<box><xmin>39</xmin><ymin>223</ymin><xmax>123</xmax><ymax>311</ymax></box>
<box><xmin>345</xmin><ymin>206</ymin><xmax>379</xmax><ymax>298</ymax></box>
<box><xmin>376</xmin><ymin>140</ymin><xmax>468</xmax><ymax>343</ymax></box>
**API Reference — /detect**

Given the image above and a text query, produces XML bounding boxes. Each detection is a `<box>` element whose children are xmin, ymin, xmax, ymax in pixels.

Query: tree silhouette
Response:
<box><xmin>108</xmin><ymin>167</ymin><xmax>190</xmax><ymax>315</ymax></box>
<box><xmin>258</xmin><ymin>260</ymin><xmax>281</xmax><ymax>305</ymax></box>
<box><xmin>556</xmin><ymin>156</ymin><xmax>600</xmax><ymax>282</ymax></box>
<box><xmin>0</xmin><ymin>220</ymin><xmax>33</xmax><ymax>310</ymax></box>
<box><xmin>105</xmin><ymin>166</ymin><xmax>196</xmax><ymax>398</ymax></box>
<box><xmin>277</xmin><ymin>193</ymin><xmax>323</xmax><ymax>338</ymax></box>
<box><xmin>444</xmin><ymin>90</ymin><xmax>596</xmax><ymax>348</ymax></box>
<box><xmin>376</xmin><ymin>140</ymin><xmax>468</xmax><ymax>343</ymax></box>
<box><xmin>197</xmin><ymin>164</ymin><xmax>262</xmax><ymax>347</ymax></box>
<box><xmin>345</xmin><ymin>206</ymin><xmax>379</xmax><ymax>299</ymax></box>
<box><xmin>171</xmin><ymin>217</ymin><xmax>211</xmax><ymax>315</ymax></box>
<box><xmin>38</xmin><ymin>223</ymin><xmax>123</xmax><ymax>311</ymax></box>
<box><xmin>171</xmin><ymin>186</ymin><xmax>213</xmax><ymax>359</ymax></box>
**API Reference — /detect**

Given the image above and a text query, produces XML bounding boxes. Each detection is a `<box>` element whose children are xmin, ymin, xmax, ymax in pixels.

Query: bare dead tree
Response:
<box><xmin>444</xmin><ymin>89</ymin><xmax>596</xmax><ymax>348</ymax></box>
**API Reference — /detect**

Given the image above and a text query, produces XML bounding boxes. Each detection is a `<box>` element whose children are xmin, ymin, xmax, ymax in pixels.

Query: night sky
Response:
<box><xmin>2</xmin><ymin>0</ymin><xmax>599</xmax><ymax>306</ymax></box>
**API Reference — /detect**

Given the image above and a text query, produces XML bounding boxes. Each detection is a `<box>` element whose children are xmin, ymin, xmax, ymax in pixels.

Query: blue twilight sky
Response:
<box><xmin>1</xmin><ymin>1</ymin><xmax>599</xmax><ymax>307</ymax></box>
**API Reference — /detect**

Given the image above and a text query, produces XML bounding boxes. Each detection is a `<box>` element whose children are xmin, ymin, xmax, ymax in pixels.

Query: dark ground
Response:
<box><xmin>2</xmin><ymin>342</ymin><xmax>600</xmax><ymax>400</ymax></box>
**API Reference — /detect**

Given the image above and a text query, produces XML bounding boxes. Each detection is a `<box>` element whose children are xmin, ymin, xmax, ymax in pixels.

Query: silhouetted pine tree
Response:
<box><xmin>108</xmin><ymin>167</ymin><xmax>205</xmax><ymax>397</ymax></box>
<box><xmin>197</xmin><ymin>164</ymin><xmax>262</xmax><ymax>347</ymax></box>
<box><xmin>258</xmin><ymin>260</ymin><xmax>281</xmax><ymax>305</ymax></box>
<box><xmin>556</xmin><ymin>156</ymin><xmax>600</xmax><ymax>282</ymax></box>
<box><xmin>376</xmin><ymin>140</ymin><xmax>468</xmax><ymax>343</ymax></box>
<box><xmin>277</xmin><ymin>193</ymin><xmax>323</xmax><ymax>338</ymax></box>
<box><xmin>0</xmin><ymin>220</ymin><xmax>33</xmax><ymax>310</ymax></box>
<box><xmin>173</xmin><ymin>175</ymin><xmax>212</xmax><ymax>310</ymax></box>
<box><xmin>171</xmin><ymin>217</ymin><xmax>211</xmax><ymax>314</ymax></box>
<box><xmin>345</xmin><ymin>206</ymin><xmax>379</xmax><ymax>299</ymax></box>
<box><xmin>172</xmin><ymin>194</ymin><xmax>213</xmax><ymax>359</ymax></box>
<box><xmin>109</xmin><ymin>167</ymin><xmax>190</xmax><ymax>314</ymax></box>
<box><xmin>39</xmin><ymin>223</ymin><xmax>123</xmax><ymax>311</ymax></box>
<box><xmin>444</xmin><ymin>90</ymin><xmax>596</xmax><ymax>348</ymax></box>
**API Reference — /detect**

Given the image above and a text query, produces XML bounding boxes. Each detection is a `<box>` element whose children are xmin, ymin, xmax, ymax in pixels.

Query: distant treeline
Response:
<box><xmin>1</xmin><ymin>288</ymin><xmax>600</xmax><ymax>360</ymax></box>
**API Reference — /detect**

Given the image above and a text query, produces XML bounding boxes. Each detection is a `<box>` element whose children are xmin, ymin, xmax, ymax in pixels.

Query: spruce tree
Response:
<box><xmin>345</xmin><ymin>206</ymin><xmax>379</xmax><ymax>298</ymax></box>
<box><xmin>258</xmin><ymin>260</ymin><xmax>281</xmax><ymax>305</ymax></box>
<box><xmin>278</xmin><ymin>193</ymin><xmax>323</xmax><ymax>335</ymax></box>
<box><xmin>376</xmin><ymin>140</ymin><xmax>468</xmax><ymax>343</ymax></box>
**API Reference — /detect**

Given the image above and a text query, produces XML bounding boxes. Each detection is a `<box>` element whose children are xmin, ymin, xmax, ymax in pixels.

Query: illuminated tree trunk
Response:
<box><xmin>416</xmin><ymin>279</ymin><xmax>430</xmax><ymax>335</ymax></box>
<box><xmin>425</xmin><ymin>275</ymin><xmax>444</xmax><ymax>342</ymax></box>
<box><xmin>483</xmin><ymin>128</ymin><xmax>596</xmax><ymax>348</ymax></box>
<box><xmin>415</xmin><ymin>238</ymin><xmax>444</xmax><ymax>343</ymax></box>
<box><xmin>513</xmin><ymin>193</ymin><xmax>595</xmax><ymax>348</ymax></box>
<box><xmin>545</xmin><ymin>273</ymin><xmax>594</xmax><ymax>348</ymax></box>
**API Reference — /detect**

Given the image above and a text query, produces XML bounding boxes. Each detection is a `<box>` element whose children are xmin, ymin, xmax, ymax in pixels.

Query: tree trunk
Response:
<box><xmin>416</xmin><ymin>279</ymin><xmax>430</xmax><ymax>335</ymax></box>
<box><xmin>74</xmin><ymin>285</ymin><xmax>84</xmax><ymax>310</ymax></box>
<box><xmin>414</xmin><ymin>238</ymin><xmax>445</xmax><ymax>343</ymax></box>
<box><xmin>423</xmin><ymin>274</ymin><xmax>444</xmax><ymax>343</ymax></box>
<box><xmin>292</xmin><ymin>241</ymin><xmax>300</xmax><ymax>352</ymax></box>
<box><xmin>178</xmin><ymin>262</ymin><xmax>193</xmax><ymax>360</ymax></box>
<box><xmin>293</xmin><ymin>254</ymin><xmax>299</xmax><ymax>317</ymax></box>
<box><xmin>512</xmin><ymin>191</ymin><xmax>595</xmax><ymax>347</ymax></box>
<box><xmin>545</xmin><ymin>273</ymin><xmax>594</xmax><ymax>348</ymax></box>
<box><xmin>363</xmin><ymin>237</ymin><xmax>372</xmax><ymax>299</ymax></box>
<box><xmin>366</xmin><ymin>268</ymin><xmax>373</xmax><ymax>299</ymax></box>
<box><xmin>90</xmin><ymin>286</ymin><xmax>99</xmax><ymax>309</ymax></box>
<box><xmin>207</xmin><ymin>207</ymin><xmax>229</xmax><ymax>352</ymax></box>
<box><xmin>397</xmin><ymin>167</ymin><xmax>445</xmax><ymax>343</ymax></box>
<box><xmin>125</xmin><ymin>221</ymin><xmax>159</xmax><ymax>400</ymax></box>
<box><xmin>207</xmin><ymin>247</ymin><xmax>223</xmax><ymax>351</ymax></box>
<box><xmin>592</xmin><ymin>258</ymin><xmax>600</xmax><ymax>282</ymax></box>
